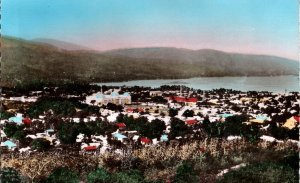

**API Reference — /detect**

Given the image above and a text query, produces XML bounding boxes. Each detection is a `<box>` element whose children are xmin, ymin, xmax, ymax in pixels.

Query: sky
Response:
<box><xmin>3</xmin><ymin>0</ymin><xmax>298</xmax><ymax>60</ymax></box>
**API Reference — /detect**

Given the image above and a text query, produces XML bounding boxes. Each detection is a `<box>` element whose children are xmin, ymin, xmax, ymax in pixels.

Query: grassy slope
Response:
<box><xmin>2</xmin><ymin>36</ymin><xmax>298</xmax><ymax>86</ymax></box>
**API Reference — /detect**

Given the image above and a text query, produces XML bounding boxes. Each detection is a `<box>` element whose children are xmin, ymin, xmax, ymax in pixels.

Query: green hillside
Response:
<box><xmin>2</xmin><ymin>36</ymin><xmax>298</xmax><ymax>86</ymax></box>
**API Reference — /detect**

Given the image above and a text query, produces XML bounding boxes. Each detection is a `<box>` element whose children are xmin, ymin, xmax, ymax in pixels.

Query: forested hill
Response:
<box><xmin>2</xmin><ymin>36</ymin><xmax>298</xmax><ymax>86</ymax></box>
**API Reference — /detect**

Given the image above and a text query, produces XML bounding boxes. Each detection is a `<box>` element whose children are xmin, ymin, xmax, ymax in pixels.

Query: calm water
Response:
<box><xmin>95</xmin><ymin>75</ymin><xmax>299</xmax><ymax>93</ymax></box>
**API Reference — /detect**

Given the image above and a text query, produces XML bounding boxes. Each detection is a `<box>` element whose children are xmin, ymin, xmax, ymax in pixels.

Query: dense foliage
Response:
<box><xmin>27</xmin><ymin>97</ymin><xmax>99</xmax><ymax>118</ymax></box>
<box><xmin>174</xmin><ymin>161</ymin><xmax>199</xmax><ymax>183</ymax></box>
<box><xmin>217</xmin><ymin>162</ymin><xmax>298</xmax><ymax>183</ymax></box>
<box><xmin>0</xmin><ymin>167</ymin><xmax>22</xmax><ymax>183</ymax></box>
<box><xmin>87</xmin><ymin>168</ymin><xmax>110</xmax><ymax>183</ymax></box>
<box><xmin>204</xmin><ymin>115</ymin><xmax>260</xmax><ymax>142</ymax></box>
<box><xmin>3</xmin><ymin>123</ymin><xmax>25</xmax><ymax>139</ymax></box>
<box><xmin>31</xmin><ymin>138</ymin><xmax>51</xmax><ymax>151</ymax></box>
<box><xmin>57</xmin><ymin>122</ymin><xmax>80</xmax><ymax>144</ymax></box>
<box><xmin>45</xmin><ymin>168</ymin><xmax>79</xmax><ymax>183</ymax></box>
<box><xmin>169</xmin><ymin>118</ymin><xmax>189</xmax><ymax>139</ymax></box>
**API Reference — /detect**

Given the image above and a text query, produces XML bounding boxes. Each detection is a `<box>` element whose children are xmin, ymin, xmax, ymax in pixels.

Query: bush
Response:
<box><xmin>0</xmin><ymin>167</ymin><xmax>22</xmax><ymax>183</ymax></box>
<box><xmin>87</xmin><ymin>168</ymin><xmax>110</xmax><ymax>183</ymax></box>
<box><xmin>46</xmin><ymin>167</ymin><xmax>79</xmax><ymax>183</ymax></box>
<box><xmin>174</xmin><ymin>161</ymin><xmax>199</xmax><ymax>183</ymax></box>
<box><xmin>217</xmin><ymin>162</ymin><xmax>298</xmax><ymax>183</ymax></box>
<box><xmin>31</xmin><ymin>138</ymin><xmax>51</xmax><ymax>151</ymax></box>
<box><xmin>111</xmin><ymin>170</ymin><xmax>144</xmax><ymax>183</ymax></box>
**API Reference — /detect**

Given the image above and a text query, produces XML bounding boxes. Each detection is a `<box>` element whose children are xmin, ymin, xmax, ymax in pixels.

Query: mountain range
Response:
<box><xmin>2</xmin><ymin>36</ymin><xmax>298</xmax><ymax>86</ymax></box>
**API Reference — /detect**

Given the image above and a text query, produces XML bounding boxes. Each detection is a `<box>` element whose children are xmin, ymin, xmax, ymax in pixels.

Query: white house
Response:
<box><xmin>86</xmin><ymin>91</ymin><xmax>131</xmax><ymax>106</ymax></box>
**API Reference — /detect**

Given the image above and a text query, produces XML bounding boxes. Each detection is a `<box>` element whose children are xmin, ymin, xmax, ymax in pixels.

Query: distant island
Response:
<box><xmin>2</xmin><ymin>36</ymin><xmax>298</xmax><ymax>86</ymax></box>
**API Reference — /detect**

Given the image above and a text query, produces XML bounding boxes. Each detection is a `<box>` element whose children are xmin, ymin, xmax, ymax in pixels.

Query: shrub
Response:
<box><xmin>46</xmin><ymin>167</ymin><xmax>79</xmax><ymax>183</ymax></box>
<box><xmin>111</xmin><ymin>170</ymin><xmax>144</xmax><ymax>183</ymax></box>
<box><xmin>174</xmin><ymin>161</ymin><xmax>199</xmax><ymax>183</ymax></box>
<box><xmin>87</xmin><ymin>168</ymin><xmax>110</xmax><ymax>183</ymax></box>
<box><xmin>31</xmin><ymin>138</ymin><xmax>51</xmax><ymax>151</ymax></box>
<box><xmin>0</xmin><ymin>167</ymin><xmax>22</xmax><ymax>183</ymax></box>
<box><xmin>217</xmin><ymin>162</ymin><xmax>298</xmax><ymax>183</ymax></box>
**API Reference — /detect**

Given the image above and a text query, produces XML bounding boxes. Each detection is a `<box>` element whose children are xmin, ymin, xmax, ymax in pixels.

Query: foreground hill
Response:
<box><xmin>2</xmin><ymin>36</ymin><xmax>298</xmax><ymax>86</ymax></box>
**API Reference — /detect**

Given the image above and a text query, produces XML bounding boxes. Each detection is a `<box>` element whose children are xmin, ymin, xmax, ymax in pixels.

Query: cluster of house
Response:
<box><xmin>0</xmin><ymin>86</ymin><xmax>299</xmax><ymax>154</ymax></box>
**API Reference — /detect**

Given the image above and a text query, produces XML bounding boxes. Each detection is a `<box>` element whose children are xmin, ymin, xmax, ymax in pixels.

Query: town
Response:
<box><xmin>0</xmin><ymin>84</ymin><xmax>299</xmax><ymax>182</ymax></box>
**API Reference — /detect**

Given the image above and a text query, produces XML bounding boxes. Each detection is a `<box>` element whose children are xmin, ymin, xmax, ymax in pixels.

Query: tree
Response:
<box><xmin>90</xmin><ymin>100</ymin><xmax>96</xmax><ymax>106</ymax></box>
<box><xmin>169</xmin><ymin>118</ymin><xmax>189</xmax><ymax>139</ymax></box>
<box><xmin>12</xmin><ymin>130</ymin><xmax>27</xmax><ymax>141</ymax></box>
<box><xmin>182</xmin><ymin>110</ymin><xmax>194</xmax><ymax>118</ymax></box>
<box><xmin>57</xmin><ymin>123</ymin><xmax>79</xmax><ymax>144</ymax></box>
<box><xmin>169</xmin><ymin>108</ymin><xmax>178</xmax><ymax>117</ymax></box>
<box><xmin>31</xmin><ymin>138</ymin><xmax>51</xmax><ymax>151</ymax></box>
<box><xmin>202</xmin><ymin>116</ymin><xmax>210</xmax><ymax>125</ymax></box>
<box><xmin>3</xmin><ymin>123</ymin><xmax>19</xmax><ymax>138</ymax></box>
<box><xmin>141</xmin><ymin>119</ymin><xmax>166</xmax><ymax>139</ymax></box>
<box><xmin>151</xmin><ymin>96</ymin><xmax>167</xmax><ymax>103</ymax></box>
<box><xmin>4</xmin><ymin>123</ymin><xmax>25</xmax><ymax>138</ymax></box>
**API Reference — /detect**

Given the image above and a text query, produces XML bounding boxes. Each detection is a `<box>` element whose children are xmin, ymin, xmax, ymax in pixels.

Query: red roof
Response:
<box><xmin>22</xmin><ymin>118</ymin><xmax>32</xmax><ymax>125</ymax></box>
<box><xmin>170</xmin><ymin>96</ymin><xmax>198</xmax><ymax>103</ymax></box>
<box><xmin>116</xmin><ymin>123</ymin><xmax>126</xmax><ymax>128</ymax></box>
<box><xmin>84</xmin><ymin>146</ymin><xmax>97</xmax><ymax>151</ymax></box>
<box><xmin>294</xmin><ymin>116</ymin><xmax>300</xmax><ymax>122</ymax></box>
<box><xmin>141</xmin><ymin>137</ymin><xmax>151</xmax><ymax>144</ymax></box>
<box><xmin>126</xmin><ymin>107</ymin><xmax>134</xmax><ymax>112</ymax></box>
<box><xmin>138</xmin><ymin>108</ymin><xmax>144</xmax><ymax>112</ymax></box>
<box><xmin>186</xmin><ymin>98</ymin><xmax>198</xmax><ymax>103</ymax></box>
<box><xmin>186</xmin><ymin>119</ymin><xmax>197</xmax><ymax>125</ymax></box>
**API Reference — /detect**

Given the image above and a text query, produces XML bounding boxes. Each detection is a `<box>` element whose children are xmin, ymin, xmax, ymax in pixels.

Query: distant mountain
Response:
<box><xmin>31</xmin><ymin>38</ymin><xmax>92</xmax><ymax>51</ymax></box>
<box><xmin>2</xmin><ymin>36</ymin><xmax>298</xmax><ymax>86</ymax></box>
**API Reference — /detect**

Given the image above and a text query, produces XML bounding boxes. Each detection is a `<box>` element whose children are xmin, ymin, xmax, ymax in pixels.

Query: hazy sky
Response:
<box><xmin>3</xmin><ymin>0</ymin><xmax>298</xmax><ymax>60</ymax></box>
